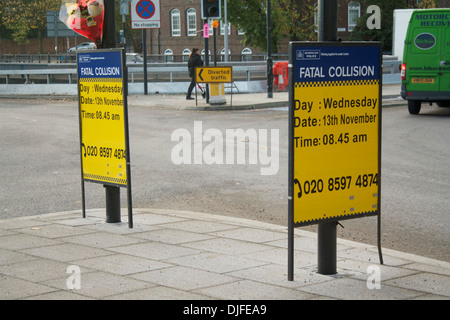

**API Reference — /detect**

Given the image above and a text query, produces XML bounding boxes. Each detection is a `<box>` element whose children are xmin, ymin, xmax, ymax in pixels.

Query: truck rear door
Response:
<box><xmin>407</xmin><ymin>26</ymin><xmax>441</xmax><ymax>93</ymax></box>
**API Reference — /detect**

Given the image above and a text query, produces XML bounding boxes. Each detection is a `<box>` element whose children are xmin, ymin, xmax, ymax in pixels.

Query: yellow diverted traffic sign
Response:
<box><xmin>195</xmin><ymin>66</ymin><xmax>232</xmax><ymax>83</ymax></box>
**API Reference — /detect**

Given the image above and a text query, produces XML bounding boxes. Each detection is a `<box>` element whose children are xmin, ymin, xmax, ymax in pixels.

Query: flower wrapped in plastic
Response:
<box><xmin>59</xmin><ymin>0</ymin><xmax>104</xmax><ymax>46</ymax></box>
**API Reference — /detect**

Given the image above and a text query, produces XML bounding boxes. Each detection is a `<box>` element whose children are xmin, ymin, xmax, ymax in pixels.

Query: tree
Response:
<box><xmin>227</xmin><ymin>0</ymin><xmax>315</xmax><ymax>52</ymax></box>
<box><xmin>0</xmin><ymin>0</ymin><xmax>60</xmax><ymax>52</ymax></box>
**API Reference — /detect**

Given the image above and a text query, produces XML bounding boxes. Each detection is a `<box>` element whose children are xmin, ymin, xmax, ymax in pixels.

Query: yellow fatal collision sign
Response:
<box><xmin>289</xmin><ymin>42</ymin><xmax>382</xmax><ymax>226</ymax></box>
<box><xmin>77</xmin><ymin>50</ymin><xmax>128</xmax><ymax>187</ymax></box>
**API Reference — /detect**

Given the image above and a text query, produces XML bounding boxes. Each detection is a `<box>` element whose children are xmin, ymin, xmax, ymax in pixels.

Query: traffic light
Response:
<box><xmin>201</xmin><ymin>0</ymin><xmax>221</xmax><ymax>19</ymax></box>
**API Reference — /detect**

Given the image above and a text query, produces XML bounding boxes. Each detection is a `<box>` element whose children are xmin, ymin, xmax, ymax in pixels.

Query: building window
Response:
<box><xmin>164</xmin><ymin>49</ymin><xmax>173</xmax><ymax>62</ymax></box>
<box><xmin>220</xmin><ymin>21</ymin><xmax>231</xmax><ymax>36</ymax></box>
<box><xmin>220</xmin><ymin>48</ymin><xmax>231</xmax><ymax>61</ymax></box>
<box><xmin>208</xmin><ymin>18</ymin><xmax>214</xmax><ymax>36</ymax></box>
<box><xmin>241</xmin><ymin>48</ymin><xmax>252</xmax><ymax>61</ymax></box>
<box><xmin>182</xmin><ymin>48</ymin><xmax>191</xmax><ymax>62</ymax></box>
<box><xmin>201</xmin><ymin>49</ymin><xmax>211</xmax><ymax>63</ymax></box>
<box><xmin>187</xmin><ymin>8</ymin><xmax>197</xmax><ymax>37</ymax></box>
<box><xmin>171</xmin><ymin>9</ymin><xmax>181</xmax><ymax>37</ymax></box>
<box><xmin>348</xmin><ymin>2</ymin><xmax>360</xmax><ymax>32</ymax></box>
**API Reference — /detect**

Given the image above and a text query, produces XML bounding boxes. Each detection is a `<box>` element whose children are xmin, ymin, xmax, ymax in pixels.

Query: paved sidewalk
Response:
<box><xmin>126</xmin><ymin>84</ymin><xmax>404</xmax><ymax>111</ymax></box>
<box><xmin>0</xmin><ymin>84</ymin><xmax>404</xmax><ymax>110</ymax></box>
<box><xmin>1</xmin><ymin>208</ymin><xmax>449</xmax><ymax>300</ymax></box>
<box><xmin>3</xmin><ymin>83</ymin><xmax>439</xmax><ymax>301</ymax></box>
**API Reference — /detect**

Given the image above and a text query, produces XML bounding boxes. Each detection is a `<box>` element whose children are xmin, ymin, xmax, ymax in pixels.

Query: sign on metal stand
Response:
<box><xmin>130</xmin><ymin>0</ymin><xmax>161</xmax><ymax>29</ymax></box>
<box><xmin>195</xmin><ymin>66</ymin><xmax>233</xmax><ymax>106</ymax></box>
<box><xmin>77</xmin><ymin>49</ymin><xmax>134</xmax><ymax>228</ymax></box>
<box><xmin>288</xmin><ymin>41</ymin><xmax>383</xmax><ymax>280</ymax></box>
<box><xmin>130</xmin><ymin>0</ymin><xmax>161</xmax><ymax>95</ymax></box>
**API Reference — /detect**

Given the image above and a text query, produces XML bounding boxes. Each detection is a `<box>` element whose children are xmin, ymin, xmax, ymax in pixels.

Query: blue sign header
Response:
<box><xmin>77</xmin><ymin>50</ymin><xmax>123</xmax><ymax>79</ymax></box>
<box><xmin>293</xmin><ymin>45</ymin><xmax>381</xmax><ymax>83</ymax></box>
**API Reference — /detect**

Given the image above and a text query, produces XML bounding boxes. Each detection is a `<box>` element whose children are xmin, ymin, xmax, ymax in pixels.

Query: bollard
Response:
<box><xmin>208</xmin><ymin>83</ymin><xmax>226</xmax><ymax>105</ymax></box>
<box><xmin>104</xmin><ymin>185</ymin><xmax>121</xmax><ymax>223</ymax></box>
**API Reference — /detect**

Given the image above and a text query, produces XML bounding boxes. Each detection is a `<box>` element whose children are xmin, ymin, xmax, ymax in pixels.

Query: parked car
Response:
<box><xmin>68</xmin><ymin>42</ymin><xmax>96</xmax><ymax>52</ymax></box>
<box><xmin>126</xmin><ymin>53</ymin><xmax>144</xmax><ymax>64</ymax></box>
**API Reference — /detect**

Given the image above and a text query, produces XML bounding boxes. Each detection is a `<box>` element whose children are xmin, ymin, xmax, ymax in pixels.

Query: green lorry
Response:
<box><xmin>401</xmin><ymin>9</ymin><xmax>450</xmax><ymax>114</ymax></box>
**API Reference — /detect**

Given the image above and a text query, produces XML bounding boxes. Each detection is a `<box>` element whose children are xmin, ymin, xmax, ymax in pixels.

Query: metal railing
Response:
<box><xmin>0</xmin><ymin>57</ymin><xmax>401</xmax><ymax>85</ymax></box>
<box><xmin>0</xmin><ymin>62</ymin><xmax>268</xmax><ymax>85</ymax></box>
<box><xmin>0</xmin><ymin>53</ymin><xmax>289</xmax><ymax>64</ymax></box>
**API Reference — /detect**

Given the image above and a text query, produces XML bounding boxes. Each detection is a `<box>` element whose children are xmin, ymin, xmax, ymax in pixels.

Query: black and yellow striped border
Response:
<box><xmin>295</xmin><ymin>79</ymin><xmax>379</xmax><ymax>88</ymax></box>
<box><xmin>83</xmin><ymin>173</ymin><xmax>127</xmax><ymax>186</ymax></box>
<box><xmin>79</xmin><ymin>78</ymin><xmax>122</xmax><ymax>83</ymax></box>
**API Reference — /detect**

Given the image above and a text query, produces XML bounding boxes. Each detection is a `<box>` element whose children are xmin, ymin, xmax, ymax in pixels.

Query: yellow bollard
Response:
<box><xmin>208</xmin><ymin>83</ymin><xmax>226</xmax><ymax>105</ymax></box>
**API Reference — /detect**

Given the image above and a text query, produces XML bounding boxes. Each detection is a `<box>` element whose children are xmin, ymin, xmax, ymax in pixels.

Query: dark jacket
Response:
<box><xmin>188</xmin><ymin>53</ymin><xmax>203</xmax><ymax>78</ymax></box>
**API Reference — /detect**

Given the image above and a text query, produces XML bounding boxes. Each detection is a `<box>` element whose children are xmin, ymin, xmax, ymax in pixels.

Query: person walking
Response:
<box><xmin>186</xmin><ymin>48</ymin><xmax>203</xmax><ymax>100</ymax></box>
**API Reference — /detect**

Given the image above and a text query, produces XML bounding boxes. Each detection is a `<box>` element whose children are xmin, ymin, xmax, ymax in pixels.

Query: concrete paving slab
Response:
<box><xmin>384</xmin><ymin>273</ymin><xmax>450</xmax><ymax>298</ymax></box>
<box><xmin>182</xmin><ymin>238</ymin><xmax>274</xmax><ymax>256</ymax></box>
<box><xmin>0</xmin><ymin>258</ymin><xmax>73</xmax><ymax>283</ymax></box>
<box><xmin>103</xmin><ymin>286</ymin><xmax>211</xmax><ymax>300</ymax></box>
<box><xmin>160</xmin><ymin>219</ymin><xmax>240</xmax><ymax>234</ymax></box>
<box><xmin>166</xmin><ymin>252</ymin><xmax>268</xmax><ymax>274</ymax></box>
<box><xmin>15</xmin><ymin>223</ymin><xmax>95</xmax><ymax>239</ymax></box>
<box><xmin>42</xmin><ymin>271</ymin><xmax>151</xmax><ymax>299</ymax></box>
<box><xmin>60</xmin><ymin>231</ymin><xmax>146</xmax><ymax>248</ymax></box>
<box><xmin>109</xmin><ymin>241</ymin><xmax>201</xmax><ymax>260</ymax></box>
<box><xmin>0</xmin><ymin>234</ymin><xmax>61</xmax><ymax>251</ymax></box>
<box><xmin>71</xmin><ymin>253</ymin><xmax>172</xmax><ymax>276</ymax></box>
<box><xmin>19</xmin><ymin>243</ymin><xmax>112</xmax><ymax>262</ymax></box>
<box><xmin>227</xmin><ymin>263</ymin><xmax>330</xmax><ymax>288</ymax></box>
<box><xmin>194</xmin><ymin>279</ymin><xmax>316</xmax><ymax>300</ymax></box>
<box><xmin>299</xmin><ymin>277</ymin><xmax>423</xmax><ymax>300</ymax></box>
<box><xmin>130</xmin><ymin>266</ymin><xmax>238</xmax><ymax>291</ymax></box>
<box><xmin>129</xmin><ymin>228</ymin><xmax>214</xmax><ymax>244</ymax></box>
<box><xmin>209</xmin><ymin>227</ymin><xmax>287</xmax><ymax>243</ymax></box>
<box><xmin>0</xmin><ymin>275</ymin><xmax>57</xmax><ymax>300</ymax></box>
<box><xmin>0</xmin><ymin>248</ymin><xmax>38</xmax><ymax>266</ymax></box>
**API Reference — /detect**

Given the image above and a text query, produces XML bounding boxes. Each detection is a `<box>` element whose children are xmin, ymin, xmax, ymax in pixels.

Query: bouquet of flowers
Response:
<box><xmin>59</xmin><ymin>0</ymin><xmax>104</xmax><ymax>45</ymax></box>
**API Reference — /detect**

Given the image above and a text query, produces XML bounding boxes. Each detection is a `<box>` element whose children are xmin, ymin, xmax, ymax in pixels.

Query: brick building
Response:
<box><xmin>1</xmin><ymin>0</ymin><xmax>449</xmax><ymax>56</ymax></box>
<box><xmin>145</xmin><ymin>0</ymin><xmax>374</xmax><ymax>61</ymax></box>
<box><xmin>144</xmin><ymin>0</ymin><xmax>251</xmax><ymax>62</ymax></box>
<box><xmin>145</xmin><ymin>0</ymin><xmax>450</xmax><ymax>60</ymax></box>
<box><xmin>143</xmin><ymin>0</ymin><xmax>374</xmax><ymax>61</ymax></box>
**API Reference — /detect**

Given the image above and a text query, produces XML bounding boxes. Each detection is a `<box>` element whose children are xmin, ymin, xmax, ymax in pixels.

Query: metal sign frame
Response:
<box><xmin>77</xmin><ymin>48</ymin><xmax>133</xmax><ymax>228</ymax></box>
<box><xmin>288</xmin><ymin>41</ymin><xmax>383</xmax><ymax>279</ymax></box>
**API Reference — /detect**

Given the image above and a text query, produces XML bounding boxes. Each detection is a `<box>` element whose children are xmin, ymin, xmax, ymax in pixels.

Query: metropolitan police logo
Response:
<box><xmin>296</xmin><ymin>50</ymin><xmax>321</xmax><ymax>60</ymax></box>
<box><xmin>78</xmin><ymin>55</ymin><xmax>91</xmax><ymax>63</ymax></box>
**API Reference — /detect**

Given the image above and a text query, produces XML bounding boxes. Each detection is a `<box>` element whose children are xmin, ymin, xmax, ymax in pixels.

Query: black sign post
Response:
<box><xmin>316</xmin><ymin>0</ymin><xmax>338</xmax><ymax>276</ymax></box>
